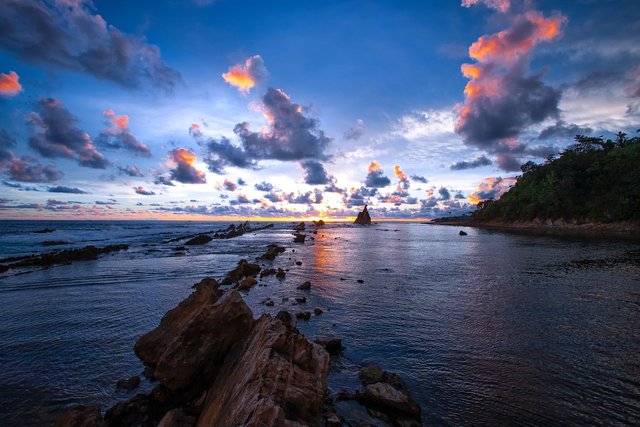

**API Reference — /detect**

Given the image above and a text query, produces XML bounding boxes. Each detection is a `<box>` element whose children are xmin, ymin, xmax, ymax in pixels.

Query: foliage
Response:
<box><xmin>472</xmin><ymin>131</ymin><xmax>640</xmax><ymax>223</ymax></box>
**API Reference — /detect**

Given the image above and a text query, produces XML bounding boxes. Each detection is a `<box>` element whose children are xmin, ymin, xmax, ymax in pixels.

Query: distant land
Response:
<box><xmin>433</xmin><ymin>131</ymin><xmax>640</xmax><ymax>235</ymax></box>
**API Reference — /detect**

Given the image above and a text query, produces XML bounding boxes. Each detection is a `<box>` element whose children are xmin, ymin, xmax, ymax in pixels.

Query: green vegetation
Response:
<box><xmin>473</xmin><ymin>131</ymin><xmax>640</xmax><ymax>223</ymax></box>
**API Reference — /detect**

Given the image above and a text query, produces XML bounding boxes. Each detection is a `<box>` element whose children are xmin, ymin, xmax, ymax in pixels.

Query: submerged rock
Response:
<box><xmin>42</xmin><ymin>240</ymin><xmax>69</xmax><ymax>247</ymax></box>
<box><xmin>354</xmin><ymin>205</ymin><xmax>372</xmax><ymax>225</ymax></box>
<box><xmin>2</xmin><ymin>244</ymin><xmax>129</xmax><ymax>271</ymax></box>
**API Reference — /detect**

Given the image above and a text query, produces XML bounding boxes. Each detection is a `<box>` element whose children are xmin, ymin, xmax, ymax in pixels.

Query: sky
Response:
<box><xmin>0</xmin><ymin>0</ymin><xmax>638</xmax><ymax>220</ymax></box>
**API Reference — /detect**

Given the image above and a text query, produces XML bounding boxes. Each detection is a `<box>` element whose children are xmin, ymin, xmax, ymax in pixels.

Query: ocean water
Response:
<box><xmin>0</xmin><ymin>220</ymin><xmax>639</xmax><ymax>426</ymax></box>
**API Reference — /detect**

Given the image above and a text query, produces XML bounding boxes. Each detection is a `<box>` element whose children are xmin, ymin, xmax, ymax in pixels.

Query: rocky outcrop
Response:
<box><xmin>293</xmin><ymin>232</ymin><xmax>306</xmax><ymax>243</ymax></box>
<box><xmin>55</xmin><ymin>405</ymin><xmax>105</xmax><ymax>427</ymax></box>
<box><xmin>459</xmin><ymin>230</ymin><xmax>468</xmax><ymax>236</ymax></box>
<box><xmin>354</xmin><ymin>205</ymin><xmax>372</xmax><ymax>225</ymax></box>
<box><xmin>221</xmin><ymin>259</ymin><xmax>261</xmax><ymax>285</ymax></box>
<box><xmin>312</xmin><ymin>219</ymin><xmax>325</xmax><ymax>226</ymax></box>
<box><xmin>1</xmin><ymin>244</ymin><xmax>129</xmax><ymax>272</ymax></box>
<box><xmin>196</xmin><ymin>315</ymin><xmax>330</xmax><ymax>426</ymax></box>
<box><xmin>295</xmin><ymin>221</ymin><xmax>306</xmax><ymax>231</ymax></box>
<box><xmin>258</xmin><ymin>244</ymin><xmax>286</xmax><ymax>260</ymax></box>
<box><xmin>184</xmin><ymin>234</ymin><xmax>212</xmax><ymax>245</ymax></box>
<box><xmin>116</xmin><ymin>376</ymin><xmax>140</xmax><ymax>391</ymax></box>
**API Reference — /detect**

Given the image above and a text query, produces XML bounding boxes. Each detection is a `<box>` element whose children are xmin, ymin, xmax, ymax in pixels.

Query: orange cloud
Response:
<box><xmin>468</xmin><ymin>176</ymin><xmax>517</xmax><ymax>204</ymax></box>
<box><xmin>172</xmin><ymin>147</ymin><xmax>197</xmax><ymax>166</ymax></box>
<box><xmin>368</xmin><ymin>160</ymin><xmax>382</xmax><ymax>173</ymax></box>
<box><xmin>461</xmin><ymin>0</ymin><xmax>510</xmax><ymax>12</ymax></box>
<box><xmin>221</xmin><ymin>55</ymin><xmax>267</xmax><ymax>93</ymax></box>
<box><xmin>0</xmin><ymin>71</ymin><xmax>22</xmax><ymax>97</ymax></box>
<box><xmin>103</xmin><ymin>109</ymin><xmax>129</xmax><ymax>130</ymax></box>
<box><xmin>394</xmin><ymin>165</ymin><xmax>408</xmax><ymax>182</ymax></box>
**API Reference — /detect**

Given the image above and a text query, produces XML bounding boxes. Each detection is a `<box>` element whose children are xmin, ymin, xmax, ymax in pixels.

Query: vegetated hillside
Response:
<box><xmin>472</xmin><ymin>131</ymin><xmax>640</xmax><ymax>223</ymax></box>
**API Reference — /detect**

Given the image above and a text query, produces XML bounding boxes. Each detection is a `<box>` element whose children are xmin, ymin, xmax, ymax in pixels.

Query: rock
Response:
<box><xmin>42</xmin><ymin>240</ymin><xmax>69</xmax><ymax>247</ymax></box>
<box><xmin>191</xmin><ymin>277</ymin><xmax>219</xmax><ymax>290</ymax></box>
<box><xmin>184</xmin><ymin>234</ymin><xmax>212</xmax><ymax>245</ymax></box>
<box><xmin>296</xmin><ymin>260</ymin><xmax>303</xmax><ymax>266</ymax></box>
<box><xmin>314</xmin><ymin>308</ymin><xmax>324</xmax><ymax>316</ymax></box>
<box><xmin>275</xmin><ymin>310</ymin><xmax>296</xmax><ymax>329</ymax></box>
<box><xmin>116</xmin><ymin>376</ymin><xmax>141</xmax><ymax>391</ymax></box>
<box><xmin>104</xmin><ymin>387</ymin><xmax>170</xmax><ymax>427</ymax></box>
<box><xmin>4</xmin><ymin>244</ymin><xmax>129</xmax><ymax>271</ymax></box>
<box><xmin>293</xmin><ymin>232</ymin><xmax>306</xmax><ymax>243</ymax></box>
<box><xmin>265</xmin><ymin>299</ymin><xmax>275</xmax><ymax>307</ymax></box>
<box><xmin>259</xmin><ymin>268</ymin><xmax>276</xmax><ymax>277</ymax></box>
<box><xmin>238</xmin><ymin>276</ymin><xmax>257</xmax><ymax>291</ymax></box>
<box><xmin>312</xmin><ymin>219</ymin><xmax>326</xmax><ymax>226</ymax></box>
<box><xmin>196</xmin><ymin>314</ymin><xmax>330</xmax><ymax>426</ymax></box>
<box><xmin>357</xmin><ymin>279</ymin><xmax>364</xmax><ymax>283</ymax></box>
<box><xmin>258</xmin><ymin>244</ymin><xmax>285</xmax><ymax>260</ymax></box>
<box><xmin>354</xmin><ymin>205</ymin><xmax>372</xmax><ymax>225</ymax></box>
<box><xmin>221</xmin><ymin>260</ymin><xmax>261</xmax><ymax>285</ymax></box>
<box><xmin>295</xmin><ymin>311</ymin><xmax>312</xmax><ymax>321</ymax></box>
<box><xmin>275</xmin><ymin>268</ymin><xmax>286</xmax><ymax>279</ymax></box>
<box><xmin>34</xmin><ymin>228</ymin><xmax>55</xmax><ymax>233</ymax></box>
<box><xmin>459</xmin><ymin>230</ymin><xmax>468</xmax><ymax>236</ymax></box>
<box><xmin>297</xmin><ymin>281</ymin><xmax>311</xmax><ymax>290</ymax></box>
<box><xmin>295</xmin><ymin>296</ymin><xmax>307</xmax><ymax>303</ymax></box>
<box><xmin>295</xmin><ymin>221</ymin><xmax>306</xmax><ymax>231</ymax></box>
<box><xmin>134</xmin><ymin>288</ymin><xmax>254</xmax><ymax>394</ymax></box>
<box><xmin>174</xmin><ymin>246</ymin><xmax>187</xmax><ymax>251</ymax></box>
<box><xmin>54</xmin><ymin>405</ymin><xmax>105</xmax><ymax>427</ymax></box>
<box><xmin>314</xmin><ymin>337</ymin><xmax>342</xmax><ymax>356</ymax></box>
<box><xmin>359</xmin><ymin>365</ymin><xmax>384</xmax><ymax>385</ymax></box>
<box><xmin>157</xmin><ymin>408</ymin><xmax>196</xmax><ymax>427</ymax></box>
<box><xmin>354</xmin><ymin>382</ymin><xmax>421</xmax><ymax>420</ymax></box>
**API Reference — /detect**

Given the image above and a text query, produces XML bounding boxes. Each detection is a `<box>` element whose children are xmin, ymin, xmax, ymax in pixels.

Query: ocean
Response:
<box><xmin>0</xmin><ymin>220</ymin><xmax>639</xmax><ymax>426</ymax></box>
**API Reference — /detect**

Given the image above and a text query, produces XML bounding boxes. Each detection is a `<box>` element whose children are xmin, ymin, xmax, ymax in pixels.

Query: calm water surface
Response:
<box><xmin>0</xmin><ymin>220</ymin><xmax>639</xmax><ymax>426</ymax></box>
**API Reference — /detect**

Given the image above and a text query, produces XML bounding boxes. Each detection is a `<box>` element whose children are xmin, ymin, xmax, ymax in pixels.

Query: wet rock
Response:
<box><xmin>197</xmin><ymin>314</ymin><xmax>330</xmax><ymax>426</ymax></box>
<box><xmin>157</xmin><ymin>408</ymin><xmax>196</xmax><ymax>427</ymax></box>
<box><xmin>34</xmin><ymin>228</ymin><xmax>55</xmax><ymax>233</ymax></box>
<box><xmin>221</xmin><ymin>260</ymin><xmax>261</xmax><ymax>285</ymax></box>
<box><xmin>191</xmin><ymin>277</ymin><xmax>219</xmax><ymax>290</ymax></box>
<box><xmin>295</xmin><ymin>296</ymin><xmax>307</xmax><ymax>304</ymax></box>
<box><xmin>184</xmin><ymin>234</ymin><xmax>212</xmax><ymax>246</ymax></box>
<box><xmin>258</xmin><ymin>244</ymin><xmax>286</xmax><ymax>260</ymax></box>
<box><xmin>459</xmin><ymin>230</ymin><xmax>468</xmax><ymax>236</ymax></box>
<box><xmin>296</xmin><ymin>260</ymin><xmax>303</xmax><ymax>266</ymax></box>
<box><xmin>314</xmin><ymin>337</ymin><xmax>342</xmax><ymax>356</ymax></box>
<box><xmin>275</xmin><ymin>268</ymin><xmax>286</xmax><ymax>279</ymax></box>
<box><xmin>3</xmin><ymin>244</ymin><xmax>129</xmax><ymax>271</ymax></box>
<box><xmin>357</xmin><ymin>279</ymin><xmax>364</xmax><ymax>283</ymax></box>
<box><xmin>295</xmin><ymin>221</ymin><xmax>306</xmax><ymax>231</ymax></box>
<box><xmin>104</xmin><ymin>387</ymin><xmax>170</xmax><ymax>427</ymax></box>
<box><xmin>314</xmin><ymin>308</ymin><xmax>324</xmax><ymax>316</ymax></box>
<box><xmin>275</xmin><ymin>310</ymin><xmax>296</xmax><ymax>329</ymax></box>
<box><xmin>295</xmin><ymin>311</ymin><xmax>312</xmax><ymax>321</ymax></box>
<box><xmin>359</xmin><ymin>365</ymin><xmax>384</xmax><ymax>385</ymax></box>
<box><xmin>116</xmin><ymin>376</ymin><xmax>141</xmax><ymax>391</ymax></box>
<box><xmin>297</xmin><ymin>281</ymin><xmax>311</xmax><ymax>290</ymax></box>
<box><xmin>293</xmin><ymin>232</ymin><xmax>307</xmax><ymax>243</ymax></box>
<box><xmin>354</xmin><ymin>205</ymin><xmax>372</xmax><ymax>225</ymax></box>
<box><xmin>259</xmin><ymin>268</ymin><xmax>276</xmax><ymax>277</ymax></box>
<box><xmin>238</xmin><ymin>276</ymin><xmax>257</xmax><ymax>291</ymax></box>
<box><xmin>174</xmin><ymin>246</ymin><xmax>187</xmax><ymax>251</ymax></box>
<box><xmin>313</xmin><ymin>219</ymin><xmax>326</xmax><ymax>226</ymax></box>
<box><xmin>42</xmin><ymin>240</ymin><xmax>69</xmax><ymax>247</ymax></box>
<box><xmin>265</xmin><ymin>299</ymin><xmax>275</xmax><ymax>307</ymax></box>
<box><xmin>134</xmin><ymin>288</ymin><xmax>253</xmax><ymax>394</ymax></box>
<box><xmin>54</xmin><ymin>405</ymin><xmax>105</xmax><ymax>427</ymax></box>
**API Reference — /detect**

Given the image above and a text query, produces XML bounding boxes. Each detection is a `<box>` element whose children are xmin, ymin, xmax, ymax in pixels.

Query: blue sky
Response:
<box><xmin>0</xmin><ymin>0</ymin><xmax>638</xmax><ymax>219</ymax></box>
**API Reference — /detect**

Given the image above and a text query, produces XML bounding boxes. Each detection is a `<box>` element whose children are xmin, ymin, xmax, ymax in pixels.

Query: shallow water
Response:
<box><xmin>0</xmin><ymin>220</ymin><xmax>639</xmax><ymax>426</ymax></box>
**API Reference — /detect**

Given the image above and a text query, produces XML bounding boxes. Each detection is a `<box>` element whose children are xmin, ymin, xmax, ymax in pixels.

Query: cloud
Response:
<box><xmin>154</xmin><ymin>175</ymin><xmax>175</xmax><ymax>186</ymax></box>
<box><xmin>283</xmin><ymin>189</ymin><xmax>323</xmax><ymax>204</ymax></box>
<box><xmin>393</xmin><ymin>165</ymin><xmax>410</xmax><ymax>189</ymax></box>
<box><xmin>344</xmin><ymin>118</ymin><xmax>365</xmax><ymax>140</ymax></box>
<box><xmin>221</xmin><ymin>178</ymin><xmax>237</xmax><ymax>191</ymax></box>
<box><xmin>0</xmin><ymin>71</ymin><xmax>22</xmax><ymax>96</ymax></box>
<box><xmin>237</xmin><ymin>177</ymin><xmax>246</xmax><ymax>186</ymax></box>
<box><xmin>199</xmin><ymin>88</ymin><xmax>331</xmax><ymax>173</ymax></box>
<box><xmin>221</xmin><ymin>55</ymin><xmax>268</xmax><ymax>93</ymax></box>
<box><xmin>6</xmin><ymin>157</ymin><xmax>63</xmax><ymax>183</ymax></box>
<box><xmin>536</xmin><ymin>121</ymin><xmax>593</xmax><ymax>141</ymax></box>
<box><xmin>167</xmin><ymin>148</ymin><xmax>206</xmax><ymax>184</ymax></box>
<box><xmin>118</xmin><ymin>164</ymin><xmax>144</xmax><ymax>177</ymax></box>
<box><xmin>0</xmin><ymin>130</ymin><xmax>16</xmax><ymax>164</ymax></box>
<box><xmin>450</xmin><ymin>154</ymin><xmax>492</xmax><ymax>170</ymax></box>
<box><xmin>0</xmin><ymin>0</ymin><xmax>181</xmax><ymax>91</ymax></box>
<box><xmin>410</xmin><ymin>175</ymin><xmax>428</xmax><ymax>184</ymax></box>
<box><xmin>455</xmin><ymin>9</ymin><xmax>566</xmax><ymax>170</ymax></box>
<box><xmin>461</xmin><ymin>0</ymin><xmax>510</xmax><ymax>12</ymax></box>
<box><xmin>364</xmin><ymin>161</ymin><xmax>391</xmax><ymax>188</ymax></box>
<box><xmin>48</xmin><ymin>185</ymin><xmax>89</xmax><ymax>194</ymax></box>
<box><xmin>255</xmin><ymin>181</ymin><xmax>274</xmax><ymax>192</ymax></box>
<box><xmin>95</xmin><ymin>109</ymin><xmax>150</xmax><ymax>156</ymax></box>
<box><xmin>343</xmin><ymin>186</ymin><xmax>378</xmax><ymax>208</ymax></box>
<box><xmin>468</xmin><ymin>176</ymin><xmax>517</xmax><ymax>203</ymax></box>
<box><xmin>134</xmin><ymin>186</ymin><xmax>155</xmax><ymax>196</ymax></box>
<box><xmin>27</xmin><ymin>98</ymin><xmax>109</xmax><ymax>169</ymax></box>
<box><xmin>300</xmin><ymin>160</ymin><xmax>332</xmax><ymax>185</ymax></box>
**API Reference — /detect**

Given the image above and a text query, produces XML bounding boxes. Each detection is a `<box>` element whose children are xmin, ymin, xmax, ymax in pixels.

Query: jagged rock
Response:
<box><xmin>104</xmin><ymin>387</ymin><xmax>170</xmax><ymax>427</ymax></box>
<box><xmin>191</xmin><ymin>277</ymin><xmax>219</xmax><ymax>290</ymax></box>
<box><xmin>296</xmin><ymin>311</ymin><xmax>312</xmax><ymax>321</ymax></box>
<box><xmin>459</xmin><ymin>230</ymin><xmax>468</xmax><ymax>236</ymax></box>
<box><xmin>312</xmin><ymin>219</ymin><xmax>326</xmax><ymax>226</ymax></box>
<box><xmin>359</xmin><ymin>365</ymin><xmax>384</xmax><ymax>385</ymax></box>
<box><xmin>314</xmin><ymin>308</ymin><xmax>324</xmax><ymax>316</ymax></box>
<box><xmin>296</xmin><ymin>260</ymin><xmax>303</xmax><ymax>266</ymax></box>
<box><xmin>293</xmin><ymin>232</ymin><xmax>306</xmax><ymax>243</ymax></box>
<box><xmin>184</xmin><ymin>235</ymin><xmax>212</xmax><ymax>246</ymax></box>
<box><xmin>258</xmin><ymin>244</ymin><xmax>286</xmax><ymax>260</ymax></box>
<box><xmin>295</xmin><ymin>221</ymin><xmax>306</xmax><ymax>231</ymax></box>
<box><xmin>157</xmin><ymin>408</ymin><xmax>197</xmax><ymax>427</ymax></box>
<box><xmin>238</xmin><ymin>276</ymin><xmax>257</xmax><ymax>291</ymax></box>
<box><xmin>54</xmin><ymin>405</ymin><xmax>105</xmax><ymax>427</ymax></box>
<box><xmin>275</xmin><ymin>310</ymin><xmax>296</xmax><ymax>329</ymax></box>
<box><xmin>134</xmin><ymin>288</ymin><xmax>253</xmax><ymax>394</ymax></box>
<box><xmin>314</xmin><ymin>337</ymin><xmax>342</xmax><ymax>356</ymax></box>
<box><xmin>221</xmin><ymin>260</ymin><xmax>261</xmax><ymax>285</ymax></box>
<box><xmin>295</xmin><ymin>296</ymin><xmax>307</xmax><ymax>303</ymax></box>
<box><xmin>259</xmin><ymin>268</ymin><xmax>276</xmax><ymax>277</ymax></box>
<box><xmin>3</xmin><ymin>244</ymin><xmax>129</xmax><ymax>271</ymax></box>
<box><xmin>275</xmin><ymin>268</ymin><xmax>286</xmax><ymax>279</ymax></box>
<box><xmin>354</xmin><ymin>205</ymin><xmax>372</xmax><ymax>225</ymax></box>
<box><xmin>297</xmin><ymin>281</ymin><xmax>311</xmax><ymax>290</ymax></box>
<box><xmin>196</xmin><ymin>314</ymin><xmax>330</xmax><ymax>426</ymax></box>
<box><xmin>116</xmin><ymin>376</ymin><xmax>141</xmax><ymax>391</ymax></box>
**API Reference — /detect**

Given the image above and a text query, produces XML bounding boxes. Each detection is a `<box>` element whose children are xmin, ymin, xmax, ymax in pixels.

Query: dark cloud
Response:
<box><xmin>230</xmin><ymin>193</ymin><xmax>251</xmax><ymax>205</ymax></box>
<box><xmin>450</xmin><ymin>155</ymin><xmax>492</xmax><ymax>170</ymax></box>
<box><xmin>0</xmin><ymin>0</ymin><xmax>181</xmax><ymax>91</ymax></box>
<box><xmin>168</xmin><ymin>148</ymin><xmax>206</xmax><ymax>184</ymax></box>
<box><xmin>284</xmin><ymin>189</ymin><xmax>323</xmax><ymax>205</ymax></box>
<box><xmin>344</xmin><ymin>119</ymin><xmax>365</xmax><ymax>140</ymax></box>
<box><xmin>222</xmin><ymin>179</ymin><xmax>237</xmax><ymax>191</ymax></box>
<box><xmin>438</xmin><ymin>187</ymin><xmax>451</xmax><ymax>200</ymax></box>
<box><xmin>495</xmin><ymin>153</ymin><xmax>522</xmax><ymax>172</ymax></box>
<box><xmin>323</xmin><ymin>182</ymin><xmax>345</xmax><ymax>194</ymax></box>
<box><xmin>2</xmin><ymin>180</ymin><xmax>41</xmax><ymax>191</ymax></box>
<box><xmin>6</xmin><ymin>156</ymin><xmax>62</xmax><ymax>183</ymax></box>
<box><xmin>237</xmin><ymin>177</ymin><xmax>246</xmax><ymax>186</ymax></box>
<box><xmin>154</xmin><ymin>175</ymin><xmax>175</xmax><ymax>186</ymax></box>
<box><xmin>134</xmin><ymin>186</ymin><xmax>155</xmax><ymax>196</ymax></box>
<box><xmin>343</xmin><ymin>186</ymin><xmax>378</xmax><ymax>208</ymax></box>
<box><xmin>27</xmin><ymin>98</ymin><xmax>109</xmax><ymax>169</ymax></box>
<box><xmin>118</xmin><ymin>164</ymin><xmax>144</xmax><ymax>177</ymax></box>
<box><xmin>410</xmin><ymin>175</ymin><xmax>428</xmax><ymax>184</ymax></box>
<box><xmin>300</xmin><ymin>160</ymin><xmax>332</xmax><ymax>185</ymax></box>
<box><xmin>95</xmin><ymin>110</ymin><xmax>150</xmax><ymax>156</ymax></box>
<box><xmin>199</xmin><ymin>88</ymin><xmax>331</xmax><ymax>173</ymax></box>
<box><xmin>0</xmin><ymin>129</ymin><xmax>16</xmax><ymax>163</ymax></box>
<box><xmin>364</xmin><ymin>161</ymin><xmax>391</xmax><ymax>188</ymax></box>
<box><xmin>537</xmin><ymin>121</ymin><xmax>594</xmax><ymax>141</ymax></box>
<box><xmin>255</xmin><ymin>181</ymin><xmax>274</xmax><ymax>192</ymax></box>
<box><xmin>48</xmin><ymin>185</ymin><xmax>89</xmax><ymax>194</ymax></box>
<box><xmin>263</xmin><ymin>192</ymin><xmax>282</xmax><ymax>203</ymax></box>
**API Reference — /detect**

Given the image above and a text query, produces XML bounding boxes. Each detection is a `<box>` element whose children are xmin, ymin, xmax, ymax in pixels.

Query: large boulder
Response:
<box><xmin>354</xmin><ymin>205</ymin><xmax>372</xmax><ymax>225</ymax></box>
<box><xmin>196</xmin><ymin>315</ymin><xmax>330</xmax><ymax>427</ymax></box>
<box><xmin>134</xmin><ymin>285</ymin><xmax>254</xmax><ymax>394</ymax></box>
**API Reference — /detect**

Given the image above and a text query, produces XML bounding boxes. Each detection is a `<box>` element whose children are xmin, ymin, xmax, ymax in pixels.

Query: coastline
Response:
<box><xmin>428</xmin><ymin>217</ymin><xmax>640</xmax><ymax>238</ymax></box>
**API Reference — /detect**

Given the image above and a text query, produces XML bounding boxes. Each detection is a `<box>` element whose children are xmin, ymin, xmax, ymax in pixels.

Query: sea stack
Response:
<box><xmin>354</xmin><ymin>205</ymin><xmax>372</xmax><ymax>225</ymax></box>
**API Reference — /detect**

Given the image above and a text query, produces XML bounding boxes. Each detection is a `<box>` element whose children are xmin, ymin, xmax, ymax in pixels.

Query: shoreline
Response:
<box><xmin>428</xmin><ymin>218</ymin><xmax>640</xmax><ymax>239</ymax></box>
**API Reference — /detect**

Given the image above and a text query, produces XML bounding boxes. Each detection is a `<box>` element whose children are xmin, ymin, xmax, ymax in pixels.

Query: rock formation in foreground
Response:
<box><xmin>354</xmin><ymin>205</ymin><xmax>372</xmax><ymax>225</ymax></box>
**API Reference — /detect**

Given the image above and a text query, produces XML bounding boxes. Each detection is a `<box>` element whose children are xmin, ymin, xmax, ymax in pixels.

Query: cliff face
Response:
<box><xmin>354</xmin><ymin>205</ymin><xmax>372</xmax><ymax>225</ymax></box>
